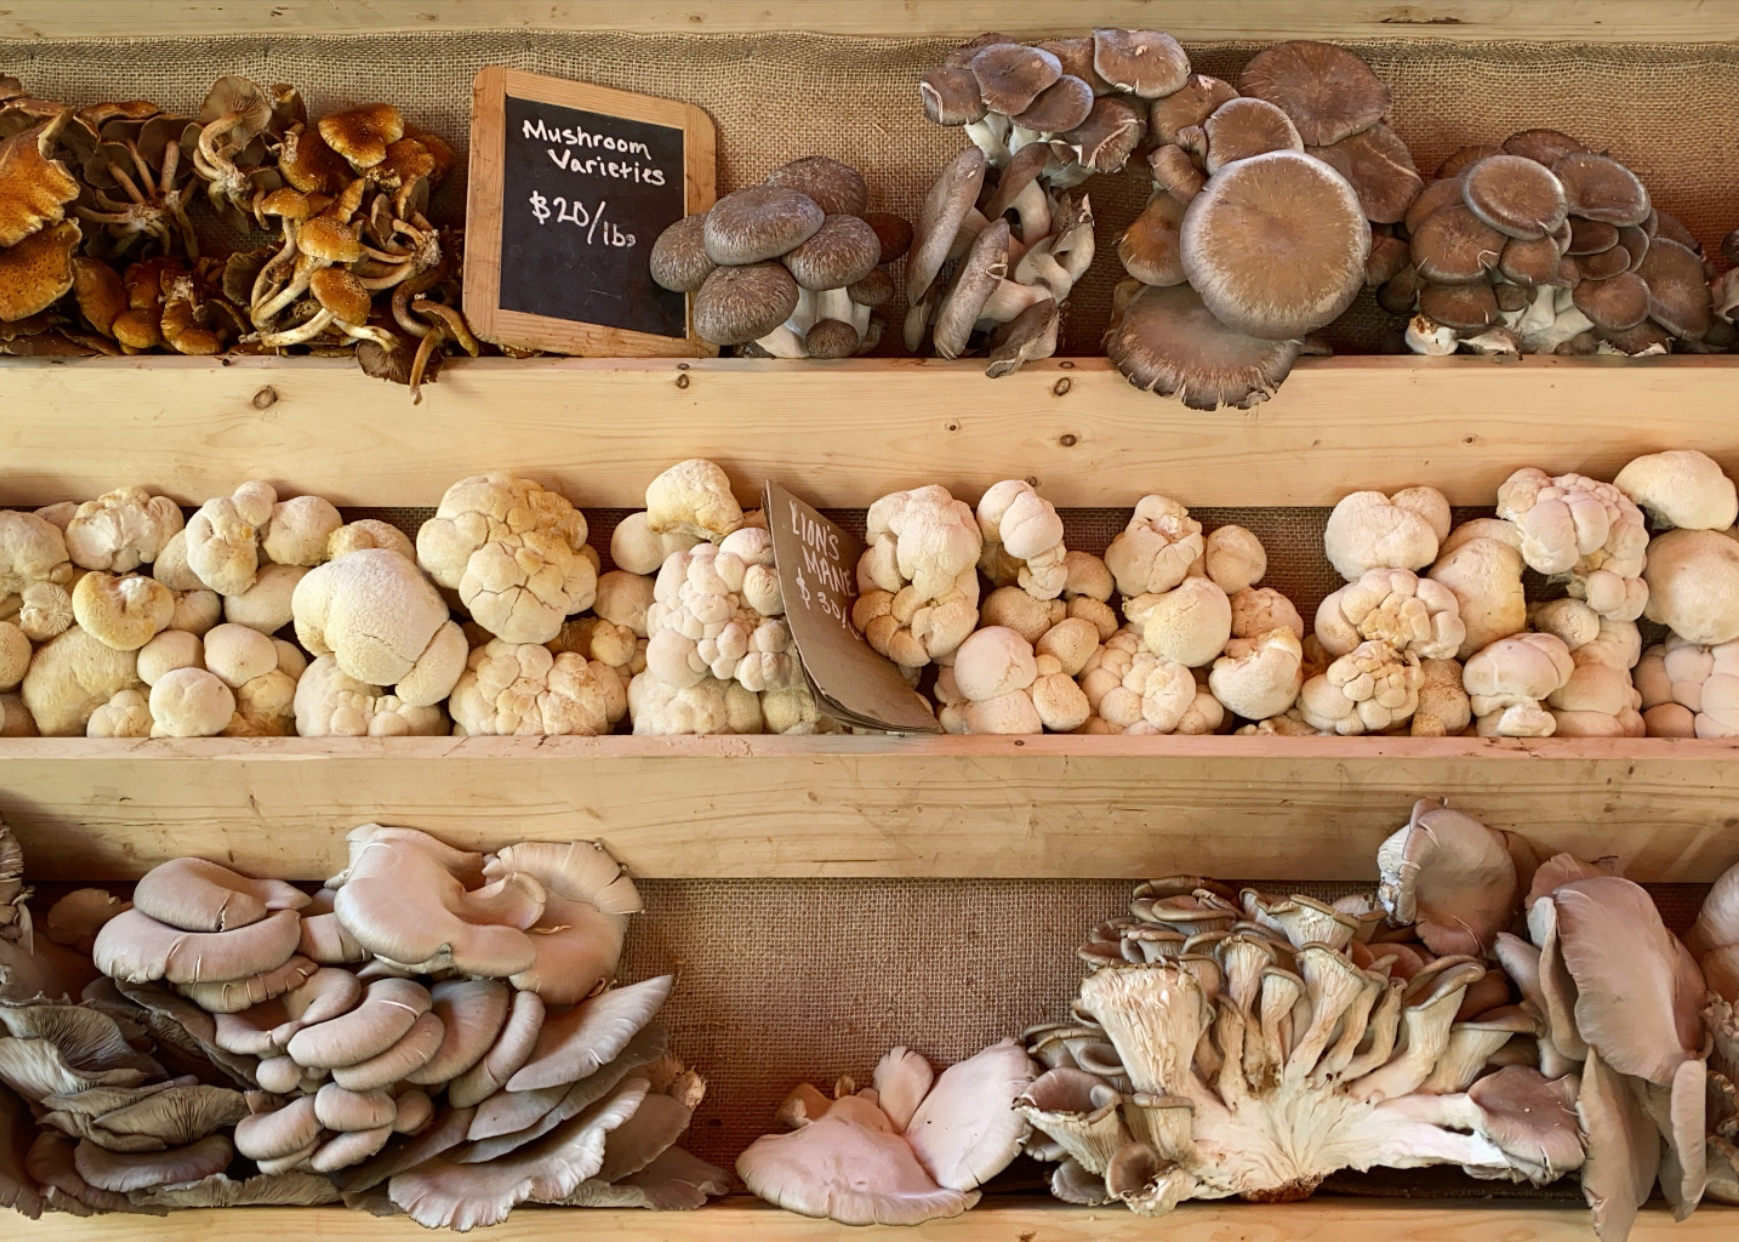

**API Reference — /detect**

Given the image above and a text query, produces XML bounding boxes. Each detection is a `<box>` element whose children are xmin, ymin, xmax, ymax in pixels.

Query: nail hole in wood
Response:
<box><xmin>1052</xmin><ymin>378</ymin><xmax>1072</xmax><ymax>397</ymax></box>
<box><xmin>251</xmin><ymin>386</ymin><xmax>278</xmax><ymax>410</ymax></box>
<box><xmin>1060</xmin><ymin>434</ymin><xmax>1078</xmax><ymax>447</ymax></box>
<box><xmin>676</xmin><ymin>373</ymin><xmax>691</xmax><ymax>389</ymax></box>
<box><xmin>1025</xmin><ymin>475</ymin><xmax>1039</xmax><ymax>487</ymax></box>
<box><xmin>945</xmin><ymin>421</ymin><xmax>959</xmax><ymax>432</ymax></box>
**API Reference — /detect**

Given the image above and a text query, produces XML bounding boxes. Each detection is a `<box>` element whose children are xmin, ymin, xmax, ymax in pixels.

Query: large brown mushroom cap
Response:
<box><xmin>0</xmin><ymin>120</ymin><xmax>81</xmax><ymax>249</ymax></box>
<box><xmin>0</xmin><ymin>218</ymin><xmax>78</xmax><ymax>322</ymax></box>
<box><xmin>782</xmin><ymin>214</ymin><xmax>881</xmax><ymax>291</ymax></box>
<box><xmin>1119</xmin><ymin>191</ymin><xmax>1187</xmax><ymax>287</ymax></box>
<box><xmin>1180</xmin><ymin>149</ymin><xmax>1369</xmax><ymax>340</ymax></box>
<box><xmin>1152</xmin><ymin>74</ymin><xmax>1239</xmax><ymax>145</ymax></box>
<box><xmin>763</xmin><ymin>156</ymin><xmax>868</xmax><ymax>217</ymax></box>
<box><xmin>907</xmin><ymin>146</ymin><xmax>987</xmax><ymax>303</ymax></box>
<box><xmin>1237</xmin><ymin>40</ymin><xmax>1391</xmax><ymax>147</ymax></box>
<box><xmin>1410</xmin><ymin>205</ymin><xmax>1506</xmax><ymax>285</ymax></box>
<box><xmin>1014</xmin><ymin>75</ymin><xmax>1095</xmax><ymax>134</ymax></box>
<box><xmin>1201</xmin><ymin>98</ymin><xmax>1301</xmax><ymax>175</ymax></box>
<box><xmin>692</xmin><ymin>262</ymin><xmax>800</xmax><ymax>346</ymax></box>
<box><xmin>1091</xmin><ymin>29</ymin><xmax>1190</xmax><ymax>99</ymax></box>
<box><xmin>1106</xmin><ymin>282</ymin><xmax>1302</xmax><ymax>411</ymax></box>
<box><xmin>919</xmin><ymin>67</ymin><xmax>986</xmax><ymax>126</ymax></box>
<box><xmin>1553</xmin><ymin>152</ymin><xmax>1651</xmax><ymax>227</ymax></box>
<box><xmin>702</xmin><ymin>185</ymin><xmax>824</xmax><ymax>266</ymax></box>
<box><xmin>318</xmin><ymin>103</ymin><xmax>405</xmax><ymax>171</ymax></box>
<box><xmin>1637</xmin><ymin>237</ymin><xmax>1712</xmax><ymax>340</ymax></box>
<box><xmin>1306</xmin><ymin>123</ymin><xmax>1422</xmax><ymax>224</ymax></box>
<box><xmin>1573</xmin><ymin>271</ymin><xmax>1650</xmax><ymax>332</ymax></box>
<box><xmin>1504</xmin><ymin>128</ymin><xmax>1587</xmax><ymax>166</ymax></box>
<box><xmin>648</xmin><ymin>212</ymin><xmax>715</xmax><ymax>294</ymax></box>
<box><xmin>970</xmin><ymin>43</ymin><xmax>1062</xmax><ymax>116</ymax></box>
<box><xmin>1461</xmin><ymin>153</ymin><xmax>1568</xmax><ymax>240</ymax></box>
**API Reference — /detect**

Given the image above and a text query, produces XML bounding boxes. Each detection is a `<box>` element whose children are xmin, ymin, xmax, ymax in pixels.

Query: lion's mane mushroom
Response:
<box><xmin>1528</xmin><ymin>599</ymin><xmax>1644</xmax><ymax>738</ymax></box>
<box><xmin>20</xmin><ymin>626</ymin><xmax>141</xmax><ymax>736</ymax></box>
<box><xmin>1077</xmin><ymin>631</ymin><xmax>1223</xmax><ymax>736</ymax></box>
<box><xmin>1298</xmin><ymin>638</ymin><xmax>1424</xmax><ymax>735</ymax></box>
<box><xmin>937</xmin><ymin>624</ymin><xmax>1089</xmax><ymax>734</ymax></box>
<box><xmin>852</xmin><ymin>485</ymin><xmax>982</xmax><ymax>669</ymax></box>
<box><xmin>1134</xmin><ymin>576</ymin><xmax>1232</xmax><ymax>669</ymax></box>
<box><xmin>1643</xmin><ymin>528</ymin><xmax>1739</xmax><ymax>647</ymax></box>
<box><xmin>1209</xmin><ymin>628</ymin><xmax>1303</xmax><ymax>721</ymax></box>
<box><xmin>1428</xmin><ymin>521</ymin><xmax>1529</xmax><ymax>659</ymax></box>
<box><xmin>1614</xmin><ymin>450</ymin><xmax>1738</xmax><ymax>533</ymax></box>
<box><xmin>197</xmin><ymin>624</ymin><xmax>300</xmax><ymax>737</ymax></box>
<box><xmin>63</xmin><ymin>487</ymin><xmax>183</xmax><ymax>573</ymax></box>
<box><xmin>450</xmin><ymin>641</ymin><xmax>624</xmax><ymax>737</ymax></box>
<box><xmin>0</xmin><ymin>510</ymin><xmax>73</xmax><ymax>606</ymax></box>
<box><xmin>1021</xmin><ymin>866</ymin><xmax>1588</xmax><ymax>1218</ymax></box>
<box><xmin>977</xmin><ymin>480</ymin><xmax>1067</xmax><ymax>599</ymax></box>
<box><xmin>184</xmin><ymin>482</ymin><xmax>276</xmax><ymax>597</ymax></box>
<box><xmin>292</xmin><ymin>548</ymin><xmax>466</xmax><ymax>707</ymax></box>
<box><xmin>1315</xmin><ymin>568</ymin><xmax>1465</xmax><ymax>660</ymax></box>
<box><xmin>1635</xmin><ymin>636</ymin><xmax>1739</xmax><ymax>737</ymax></box>
<box><xmin>293</xmin><ymin>655</ymin><xmax>446</xmax><ymax>737</ymax></box>
<box><xmin>1104</xmin><ymin>495</ymin><xmax>1203</xmax><ymax>599</ymax></box>
<box><xmin>1463</xmin><ymin>632</ymin><xmax>1576</xmax><ymax>737</ymax></box>
<box><xmin>628</xmin><ymin>672</ymin><xmax>764</xmax><ymax>736</ymax></box>
<box><xmin>641</xmin><ymin>526</ymin><xmax>799</xmax><ymax>700</ymax></box>
<box><xmin>1496</xmin><ymin>468</ymin><xmax>1648</xmax><ymax>622</ymax></box>
<box><xmin>1323</xmin><ymin>488</ymin><xmax>1451</xmax><ymax>582</ymax></box>
<box><xmin>738</xmin><ymin>1040</ymin><xmax>1035</xmax><ymax>1225</ymax></box>
<box><xmin>71</xmin><ymin>572</ymin><xmax>174</xmax><ymax>651</ymax></box>
<box><xmin>416</xmin><ymin>473</ymin><xmax>596</xmax><ymax>645</ymax></box>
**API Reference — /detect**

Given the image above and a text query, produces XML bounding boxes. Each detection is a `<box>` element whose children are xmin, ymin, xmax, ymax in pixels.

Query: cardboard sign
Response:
<box><xmin>764</xmin><ymin>481</ymin><xmax>941</xmax><ymax>734</ymax></box>
<box><xmin>464</xmin><ymin>66</ymin><xmax>718</xmax><ymax>357</ymax></box>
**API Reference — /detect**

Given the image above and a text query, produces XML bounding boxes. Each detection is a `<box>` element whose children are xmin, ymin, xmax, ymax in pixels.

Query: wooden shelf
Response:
<box><xmin>3</xmin><ymin>355</ymin><xmax>1739</xmax><ymax>509</ymax></box>
<box><xmin>8</xmin><ymin>1197</ymin><xmax>1736</xmax><ymax>1239</ymax></box>
<box><xmin>6</xmin><ymin>0</ymin><xmax>1733</xmax><ymax>43</ymax></box>
<box><xmin>2</xmin><ymin>735</ymin><xmax>1735</xmax><ymax>884</ymax></box>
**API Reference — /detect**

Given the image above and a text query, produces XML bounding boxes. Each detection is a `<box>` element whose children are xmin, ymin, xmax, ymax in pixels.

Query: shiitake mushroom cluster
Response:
<box><xmin>0</xmin><ymin>75</ymin><xmax>474</xmax><ymax>394</ymax></box>
<box><xmin>1390</xmin><ymin>130</ymin><xmax>1719</xmax><ymax>356</ymax></box>
<box><xmin>0</xmin><ymin>821</ymin><xmax>723</xmax><ymax>1225</ymax></box>
<box><xmin>1107</xmin><ymin>41</ymin><xmax>1411</xmax><ymax>408</ymax></box>
<box><xmin>650</xmin><ymin>156</ymin><xmax>912</xmax><ymax>358</ymax></box>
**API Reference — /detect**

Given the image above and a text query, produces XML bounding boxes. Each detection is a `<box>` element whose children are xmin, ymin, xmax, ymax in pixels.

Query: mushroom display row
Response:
<box><xmin>1016</xmin><ymin>800</ymin><xmax>1738</xmax><ymax>1242</ymax></box>
<box><xmin>0</xmin><ymin>75</ymin><xmax>473</xmax><ymax>394</ymax></box>
<box><xmin>0</xmin><ymin>818</ymin><xmax>724</xmax><ymax>1225</ymax></box>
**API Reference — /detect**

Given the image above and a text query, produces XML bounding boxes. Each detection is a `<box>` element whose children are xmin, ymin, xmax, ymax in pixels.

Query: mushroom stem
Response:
<box><xmin>980</xmin><ymin>280</ymin><xmax>1055</xmax><ymax>324</ymax></box>
<box><xmin>413</xmin><ymin>301</ymin><xmax>480</xmax><ymax>356</ymax></box>
<box><xmin>252</xmin><ymin>267</ymin><xmax>319</xmax><ymax>328</ymax></box>
<box><xmin>965</xmin><ymin>114</ymin><xmax>1014</xmax><ymax>165</ymax></box>
<box><xmin>753</xmin><ymin>325</ymin><xmax>807</xmax><ymax>358</ymax></box>
<box><xmin>947</xmin><ymin>209</ymin><xmax>992</xmax><ymax>261</ymax></box>
<box><xmin>1007</xmin><ymin>180</ymin><xmax>1052</xmax><ymax>245</ymax></box>
<box><xmin>252</xmin><ymin>230</ymin><xmax>301</xmax><ymax>314</ymax></box>
<box><xmin>247</xmin><ymin>308</ymin><xmax>335</xmax><ymax>348</ymax></box>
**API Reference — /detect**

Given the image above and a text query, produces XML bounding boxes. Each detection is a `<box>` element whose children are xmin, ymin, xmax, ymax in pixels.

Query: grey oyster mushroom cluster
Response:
<box><xmin>735</xmin><ymin>1040</ymin><xmax>1038</xmax><ymax>1225</ymax></box>
<box><xmin>1108</xmin><ymin>41</ymin><xmax>1407</xmax><ymax>408</ymax></box>
<box><xmin>1019</xmin><ymin>799</ymin><xmax>1729</xmax><ymax>1241</ymax></box>
<box><xmin>1696</xmin><ymin>862</ymin><xmax>1739</xmax><ymax>1204</ymax></box>
<box><xmin>650</xmin><ymin>156</ymin><xmax>913</xmax><ymax>358</ymax></box>
<box><xmin>0</xmin><ymin>819</ymin><xmax>723</xmax><ymax>1225</ymax></box>
<box><xmin>909</xmin><ymin>30</ymin><xmax>1168</xmax><ymax>373</ymax></box>
<box><xmin>1394</xmin><ymin>130</ymin><xmax>1717</xmax><ymax>357</ymax></box>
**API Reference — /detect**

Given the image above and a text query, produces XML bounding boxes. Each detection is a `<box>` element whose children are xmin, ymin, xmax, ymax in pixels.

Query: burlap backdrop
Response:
<box><xmin>5</xmin><ymin>33</ymin><xmax>1737</xmax><ymax>351</ymax></box>
<box><xmin>7</xmin><ymin>29</ymin><xmax>1725</xmax><ymax>1180</ymax></box>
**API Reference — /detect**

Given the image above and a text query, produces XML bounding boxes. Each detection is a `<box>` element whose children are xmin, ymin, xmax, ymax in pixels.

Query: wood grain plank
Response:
<box><xmin>3</xmin><ymin>355</ymin><xmax>1738</xmax><ymax>509</ymax></box>
<box><xmin>2</xmin><ymin>736</ymin><xmax>1735</xmax><ymax>883</ymax></box>
<box><xmin>5</xmin><ymin>1</ymin><xmax>1736</xmax><ymax>42</ymax></box>
<box><xmin>6</xmin><ymin>1197</ymin><xmax>1732</xmax><ymax>1239</ymax></box>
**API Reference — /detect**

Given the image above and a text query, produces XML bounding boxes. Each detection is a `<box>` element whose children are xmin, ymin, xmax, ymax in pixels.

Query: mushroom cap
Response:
<box><xmin>1615</xmin><ymin>450</ymin><xmax>1738</xmax><ymax>532</ymax></box>
<box><xmin>920</xmin><ymin>66</ymin><xmax>987</xmax><ymax>126</ymax></box>
<box><xmin>1552</xmin><ymin>152</ymin><xmax>1650</xmax><ymax>226</ymax></box>
<box><xmin>648</xmin><ymin>212</ymin><xmax>716</xmax><ymax>294</ymax></box>
<box><xmin>804</xmin><ymin>318</ymin><xmax>859</xmax><ymax>359</ymax></box>
<box><xmin>1573</xmin><ymin>271</ymin><xmax>1649</xmax><ymax>332</ymax></box>
<box><xmin>1180</xmin><ymin>150</ymin><xmax>1369</xmax><ymax>340</ymax></box>
<box><xmin>1643</xmin><ymin>528</ymin><xmax>1739</xmax><ymax>646</ymax></box>
<box><xmin>1460</xmin><ymin>154</ymin><xmax>1568</xmax><ymax>240</ymax></box>
<box><xmin>1377</xmin><ymin>800</ymin><xmax>1518</xmax><ymax>956</ymax></box>
<box><xmin>1323</xmin><ymin>489</ymin><xmax>1447</xmax><ymax>581</ymax></box>
<box><xmin>1202</xmin><ymin>97</ymin><xmax>1301</xmax><ymax>175</ymax></box>
<box><xmin>905</xmin><ymin>1039</ymin><xmax>1035</xmax><ymax>1191</ymax></box>
<box><xmin>702</xmin><ymin>185</ymin><xmax>824</xmax><ymax>266</ymax></box>
<box><xmin>692</xmin><ymin>262</ymin><xmax>800</xmax><ymax>345</ymax></box>
<box><xmin>133</xmin><ymin>856</ymin><xmax>308</xmax><ymax>932</ymax></box>
<box><xmin>298</xmin><ymin>214</ymin><xmax>363</xmax><ymax>264</ymax></box>
<box><xmin>1638</xmin><ymin>237</ymin><xmax>1713</xmax><ymax>341</ymax></box>
<box><xmin>907</xmin><ymin>147</ymin><xmax>988</xmax><ymax>303</ymax></box>
<box><xmin>1236</xmin><ymin>40</ymin><xmax>1391</xmax><ymax>147</ymax></box>
<box><xmin>971</xmin><ymin>43</ymin><xmax>1062</xmax><ymax>115</ymax></box>
<box><xmin>0</xmin><ymin>120</ymin><xmax>82</xmax><ymax>248</ymax></box>
<box><xmin>1118</xmin><ymin>191</ymin><xmax>1187</xmax><ymax>287</ymax></box>
<box><xmin>952</xmin><ymin>626</ymin><xmax>1038</xmax><ymax>701</ymax></box>
<box><xmin>148</xmin><ymin>666</ymin><xmax>236</xmax><ymax>737</ymax></box>
<box><xmin>72</xmin><ymin>573</ymin><xmax>175</xmax><ymax>651</ymax></box>
<box><xmin>1410</xmin><ymin>205</ymin><xmax>1506</xmax><ymax>284</ymax></box>
<box><xmin>309</xmin><ymin>266</ymin><xmax>370</xmax><ymax>324</ymax></box>
<box><xmin>1307</xmin><ymin>123</ymin><xmax>1423</xmax><ymax>226</ymax></box>
<box><xmin>1106</xmin><ymin>282</ymin><xmax>1301</xmax><ymax>411</ymax></box>
<box><xmin>782</xmin><ymin>214</ymin><xmax>881</xmax><ymax>291</ymax></box>
<box><xmin>736</xmin><ymin>1093</ymin><xmax>979</xmax><ymax>1225</ymax></box>
<box><xmin>0</xmin><ymin>217</ymin><xmax>80</xmax><ymax>322</ymax></box>
<box><xmin>1066</xmin><ymin>95</ymin><xmax>1148</xmax><ymax>175</ymax></box>
<box><xmin>645</xmin><ymin>458</ymin><xmax>744</xmax><ymax>542</ymax></box>
<box><xmin>932</xmin><ymin>217</ymin><xmax>1009</xmax><ymax>360</ymax></box>
<box><xmin>1203</xmin><ymin>525</ymin><xmax>1266</xmax><ymax>594</ymax></box>
<box><xmin>764</xmin><ymin>156</ymin><xmax>868</xmax><ymax>217</ymax></box>
<box><xmin>317</xmin><ymin>103</ymin><xmax>405</xmax><ymax>170</ymax></box>
<box><xmin>1090</xmin><ymin>29</ymin><xmax>1189</xmax><ymax>99</ymax></box>
<box><xmin>1014</xmin><ymin>75</ymin><xmax>1095</xmax><ymax>134</ymax></box>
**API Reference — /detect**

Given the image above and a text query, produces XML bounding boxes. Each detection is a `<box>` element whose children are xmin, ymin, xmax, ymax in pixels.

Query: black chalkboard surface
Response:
<box><xmin>465</xmin><ymin>67</ymin><xmax>717</xmax><ymax>357</ymax></box>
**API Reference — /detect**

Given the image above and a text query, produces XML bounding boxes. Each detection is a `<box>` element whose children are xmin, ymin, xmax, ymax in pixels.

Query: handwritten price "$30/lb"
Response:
<box><xmin>528</xmin><ymin>191</ymin><xmax>636</xmax><ymax>248</ymax></box>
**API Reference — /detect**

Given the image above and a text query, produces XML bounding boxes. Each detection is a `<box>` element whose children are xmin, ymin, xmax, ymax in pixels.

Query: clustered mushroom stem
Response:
<box><xmin>252</xmin><ymin>268</ymin><xmax>318</xmax><ymax>328</ymax></box>
<box><xmin>252</xmin><ymin>230</ymin><xmax>301</xmax><ymax>314</ymax></box>
<box><xmin>246</xmin><ymin>307</ymin><xmax>335</xmax><ymax>348</ymax></box>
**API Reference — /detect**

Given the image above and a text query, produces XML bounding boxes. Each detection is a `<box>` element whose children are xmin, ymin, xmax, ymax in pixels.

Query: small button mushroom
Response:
<box><xmin>980</xmin><ymin>586</ymin><xmax>1065</xmax><ymax>645</ymax></box>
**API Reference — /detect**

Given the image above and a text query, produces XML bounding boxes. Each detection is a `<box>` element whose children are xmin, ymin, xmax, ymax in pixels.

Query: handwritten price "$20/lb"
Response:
<box><xmin>528</xmin><ymin>191</ymin><xmax>636</xmax><ymax>248</ymax></box>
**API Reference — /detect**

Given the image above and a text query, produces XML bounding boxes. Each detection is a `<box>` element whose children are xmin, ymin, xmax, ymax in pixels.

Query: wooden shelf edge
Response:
<box><xmin>3</xmin><ymin>735</ymin><xmax>1736</xmax><ymax>884</ymax></box>
<box><xmin>5</xmin><ymin>1</ymin><xmax>1735</xmax><ymax>43</ymax></box>
<box><xmin>5</xmin><ymin>354</ymin><xmax>1739</xmax><ymax>508</ymax></box>
<box><xmin>8</xmin><ymin>1196</ymin><xmax>1735</xmax><ymax>1239</ymax></box>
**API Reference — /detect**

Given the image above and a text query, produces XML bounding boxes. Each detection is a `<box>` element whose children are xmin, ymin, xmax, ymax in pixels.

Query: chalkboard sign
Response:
<box><xmin>464</xmin><ymin>67</ymin><xmax>717</xmax><ymax>357</ymax></box>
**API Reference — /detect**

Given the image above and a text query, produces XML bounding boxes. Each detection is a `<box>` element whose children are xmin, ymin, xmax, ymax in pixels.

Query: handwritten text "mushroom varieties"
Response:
<box><xmin>522</xmin><ymin>116</ymin><xmax>668</xmax><ymax>184</ymax></box>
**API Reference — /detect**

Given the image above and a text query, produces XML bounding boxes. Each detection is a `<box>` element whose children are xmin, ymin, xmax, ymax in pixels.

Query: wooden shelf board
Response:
<box><xmin>4</xmin><ymin>1</ymin><xmax>1734</xmax><ymax>43</ymax></box>
<box><xmin>2</xmin><ymin>735</ymin><xmax>1736</xmax><ymax>884</ymax></box>
<box><xmin>8</xmin><ymin>1196</ymin><xmax>1735</xmax><ymax>1239</ymax></box>
<box><xmin>4</xmin><ymin>355</ymin><xmax>1739</xmax><ymax>509</ymax></box>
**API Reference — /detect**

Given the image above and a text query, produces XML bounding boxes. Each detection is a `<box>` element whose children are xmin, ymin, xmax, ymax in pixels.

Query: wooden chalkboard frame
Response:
<box><xmin>464</xmin><ymin>65</ymin><xmax>719</xmax><ymax>357</ymax></box>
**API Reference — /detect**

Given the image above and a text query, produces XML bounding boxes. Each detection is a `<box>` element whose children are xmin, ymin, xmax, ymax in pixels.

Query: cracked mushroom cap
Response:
<box><xmin>64</xmin><ymin>487</ymin><xmax>183</xmax><ymax>573</ymax></box>
<box><xmin>1103</xmin><ymin>493</ymin><xmax>1203</xmax><ymax>598</ymax></box>
<box><xmin>20</xmin><ymin>625</ymin><xmax>141</xmax><ymax>736</ymax></box>
<box><xmin>644</xmin><ymin>459</ymin><xmax>744</xmax><ymax>543</ymax></box>
<box><xmin>1236</xmin><ymin>40</ymin><xmax>1391</xmax><ymax>147</ymax></box>
<box><xmin>132</xmin><ymin>856</ymin><xmax>307</xmax><ymax>934</ymax></box>
<box><xmin>1181</xmin><ymin>150</ymin><xmax>1369</xmax><ymax>340</ymax></box>
<box><xmin>72</xmin><ymin>573</ymin><xmax>175</xmax><ymax>651</ymax></box>
<box><xmin>1377</xmin><ymin>800</ymin><xmax>1518</xmax><ymax>956</ymax></box>
<box><xmin>1324</xmin><ymin>488</ymin><xmax>1450</xmax><ymax>581</ymax></box>
<box><xmin>416</xmin><ymin>473</ymin><xmax>596</xmax><ymax>645</ymax></box>
<box><xmin>1643</xmin><ymin>528</ymin><xmax>1739</xmax><ymax>646</ymax></box>
<box><xmin>292</xmin><ymin>548</ymin><xmax>465</xmax><ymax>704</ymax></box>
<box><xmin>1107</xmin><ymin>282</ymin><xmax>1302</xmax><ymax>411</ymax></box>
<box><xmin>703</xmin><ymin>185</ymin><xmax>824</xmax><ymax>266</ymax></box>
<box><xmin>951</xmin><ymin>626</ymin><xmax>1038</xmax><ymax>702</ymax></box>
<box><xmin>91</xmin><ymin>905</ymin><xmax>301</xmax><ymax>986</ymax></box>
<box><xmin>261</xmin><ymin>496</ymin><xmax>343</xmax><ymax>568</ymax></box>
<box><xmin>1614</xmin><ymin>450</ymin><xmax>1738</xmax><ymax>532</ymax></box>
